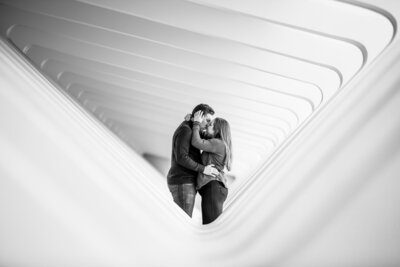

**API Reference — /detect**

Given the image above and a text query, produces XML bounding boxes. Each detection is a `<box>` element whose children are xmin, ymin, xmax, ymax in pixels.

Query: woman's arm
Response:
<box><xmin>191</xmin><ymin>122</ymin><xmax>218</xmax><ymax>153</ymax></box>
<box><xmin>175</xmin><ymin>125</ymin><xmax>219</xmax><ymax>177</ymax></box>
<box><xmin>191</xmin><ymin>110</ymin><xmax>221</xmax><ymax>153</ymax></box>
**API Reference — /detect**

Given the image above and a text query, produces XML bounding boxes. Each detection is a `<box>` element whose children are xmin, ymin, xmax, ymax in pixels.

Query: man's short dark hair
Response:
<box><xmin>191</xmin><ymin>103</ymin><xmax>215</xmax><ymax>117</ymax></box>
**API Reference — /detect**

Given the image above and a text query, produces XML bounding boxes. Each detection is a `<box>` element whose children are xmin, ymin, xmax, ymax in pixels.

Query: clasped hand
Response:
<box><xmin>203</xmin><ymin>164</ymin><xmax>219</xmax><ymax>177</ymax></box>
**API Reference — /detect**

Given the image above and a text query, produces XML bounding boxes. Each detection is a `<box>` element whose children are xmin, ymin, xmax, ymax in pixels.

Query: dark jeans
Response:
<box><xmin>198</xmin><ymin>180</ymin><xmax>228</xmax><ymax>224</ymax></box>
<box><xmin>168</xmin><ymin>183</ymin><xmax>196</xmax><ymax>217</ymax></box>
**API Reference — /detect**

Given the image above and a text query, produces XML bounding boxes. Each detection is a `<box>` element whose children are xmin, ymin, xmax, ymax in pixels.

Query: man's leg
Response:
<box><xmin>199</xmin><ymin>181</ymin><xmax>228</xmax><ymax>224</ymax></box>
<box><xmin>168</xmin><ymin>183</ymin><xmax>196</xmax><ymax>217</ymax></box>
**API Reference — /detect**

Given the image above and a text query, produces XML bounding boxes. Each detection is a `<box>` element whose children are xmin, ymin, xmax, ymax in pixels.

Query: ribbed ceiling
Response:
<box><xmin>0</xmin><ymin>0</ymin><xmax>394</xmax><ymax>182</ymax></box>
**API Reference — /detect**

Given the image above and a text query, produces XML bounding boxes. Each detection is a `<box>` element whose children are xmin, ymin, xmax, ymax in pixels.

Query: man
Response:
<box><xmin>167</xmin><ymin>104</ymin><xmax>219</xmax><ymax>217</ymax></box>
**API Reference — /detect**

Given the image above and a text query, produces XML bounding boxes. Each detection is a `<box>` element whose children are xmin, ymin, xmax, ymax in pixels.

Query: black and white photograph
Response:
<box><xmin>0</xmin><ymin>0</ymin><xmax>399</xmax><ymax>266</ymax></box>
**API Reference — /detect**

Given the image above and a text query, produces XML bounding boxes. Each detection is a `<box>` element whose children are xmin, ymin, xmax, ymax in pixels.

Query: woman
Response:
<box><xmin>192</xmin><ymin>110</ymin><xmax>232</xmax><ymax>224</ymax></box>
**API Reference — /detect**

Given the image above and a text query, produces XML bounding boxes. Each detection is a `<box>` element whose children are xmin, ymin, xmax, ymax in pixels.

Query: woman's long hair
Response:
<box><xmin>213</xmin><ymin>118</ymin><xmax>233</xmax><ymax>171</ymax></box>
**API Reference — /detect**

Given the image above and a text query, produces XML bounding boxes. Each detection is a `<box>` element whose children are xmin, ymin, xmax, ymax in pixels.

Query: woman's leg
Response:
<box><xmin>199</xmin><ymin>181</ymin><xmax>228</xmax><ymax>224</ymax></box>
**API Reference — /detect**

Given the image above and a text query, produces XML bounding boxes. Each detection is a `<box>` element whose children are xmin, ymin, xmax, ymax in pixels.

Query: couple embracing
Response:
<box><xmin>167</xmin><ymin>104</ymin><xmax>232</xmax><ymax>224</ymax></box>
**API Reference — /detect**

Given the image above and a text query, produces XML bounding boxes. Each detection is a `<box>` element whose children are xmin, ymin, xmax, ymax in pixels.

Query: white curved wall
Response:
<box><xmin>1</xmin><ymin>0</ymin><xmax>394</xmax><ymax>182</ymax></box>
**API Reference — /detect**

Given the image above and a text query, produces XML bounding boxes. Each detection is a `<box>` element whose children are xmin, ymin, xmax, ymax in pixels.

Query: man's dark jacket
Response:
<box><xmin>167</xmin><ymin>121</ymin><xmax>205</xmax><ymax>185</ymax></box>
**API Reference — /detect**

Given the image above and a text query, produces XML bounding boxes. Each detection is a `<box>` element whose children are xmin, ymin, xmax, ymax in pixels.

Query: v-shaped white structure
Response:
<box><xmin>1</xmin><ymin>0</ymin><xmax>400</xmax><ymax>266</ymax></box>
